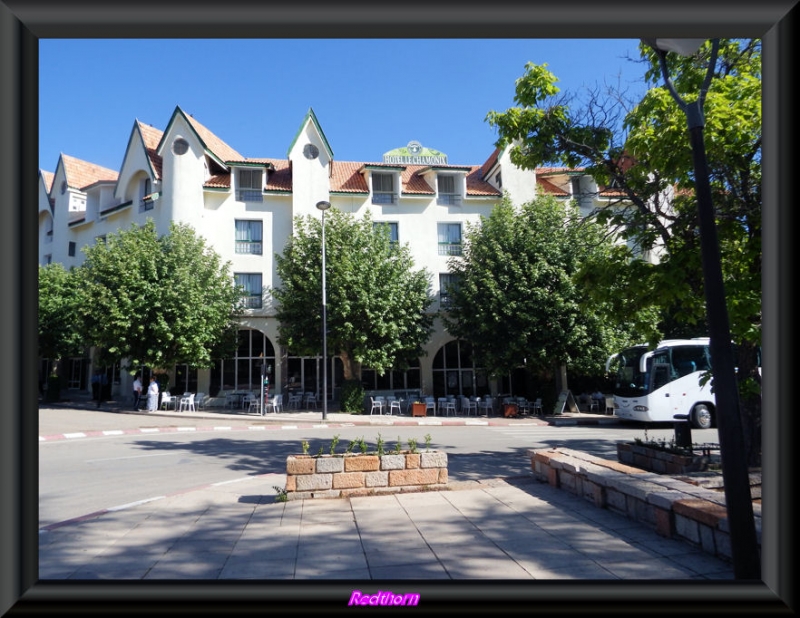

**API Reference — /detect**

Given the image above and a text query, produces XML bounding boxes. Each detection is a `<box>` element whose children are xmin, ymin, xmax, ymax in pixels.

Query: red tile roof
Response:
<box><xmin>537</xmin><ymin>176</ymin><xmax>569</xmax><ymax>196</ymax></box>
<box><xmin>184</xmin><ymin>113</ymin><xmax>244</xmax><ymax>163</ymax></box>
<box><xmin>479</xmin><ymin>147</ymin><xmax>501</xmax><ymax>180</ymax></box>
<box><xmin>535</xmin><ymin>166</ymin><xmax>585</xmax><ymax>175</ymax></box>
<box><xmin>60</xmin><ymin>154</ymin><xmax>118</xmax><ymax>191</ymax></box>
<box><xmin>204</xmin><ymin>173</ymin><xmax>231</xmax><ymax>189</ymax></box>
<box><xmin>328</xmin><ymin>161</ymin><xmax>500</xmax><ymax>198</ymax></box>
<box><xmin>137</xmin><ymin>121</ymin><xmax>164</xmax><ymax>180</ymax></box>
<box><xmin>330</xmin><ymin>161</ymin><xmax>368</xmax><ymax>194</ymax></box>
<box><xmin>40</xmin><ymin>170</ymin><xmax>54</xmax><ymax>193</ymax></box>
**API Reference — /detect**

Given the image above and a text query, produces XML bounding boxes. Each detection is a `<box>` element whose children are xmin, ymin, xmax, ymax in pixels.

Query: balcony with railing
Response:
<box><xmin>437</xmin><ymin>193</ymin><xmax>462</xmax><ymax>206</ymax></box>
<box><xmin>235</xmin><ymin>240</ymin><xmax>263</xmax><ymax>255</ymax></box>
<box><xmin>438</xmin><ymin>242</ymin><xmax>463</xmax><ymax>256</ymax></box>
<box><xmin>236</xmin><ymin>189</ymin><xmax>264</xmax><ymax>202</ymax></box>
<box><xmin>372</xmin><ymin>192</ymin><xmax>397</xmax><ymax>205</ymax></box>
<box><xmin>242</xmin><ymin>295</ymin><xmax>263</xmax><ymax>309</ymax></box>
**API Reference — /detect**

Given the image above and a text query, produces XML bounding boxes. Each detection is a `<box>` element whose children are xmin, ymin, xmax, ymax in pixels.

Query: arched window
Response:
<box><xmin>432</xmin><ymin>340</ymin><xmax>488</xmax><ymax>398</ymax></box>
<box><xmin>211</xmin><ymin>328</ymin><xmax>275</xmax><ymax>396</ymax></box>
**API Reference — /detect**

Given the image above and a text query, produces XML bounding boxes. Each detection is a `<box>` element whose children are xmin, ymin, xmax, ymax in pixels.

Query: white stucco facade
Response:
<box><xmin>39</xmin><ymin>105</ymin><xmax>635</xmax><ymax>405</ymax></box>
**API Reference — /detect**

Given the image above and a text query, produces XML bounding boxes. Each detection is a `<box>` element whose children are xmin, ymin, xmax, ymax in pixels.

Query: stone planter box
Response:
<box><xmin>617</xmin><ymin>441</ymin><xmax>710</xmax><ymax>474</ymax></box>
<box><xmin>284</xmin><ymin>451</ymin><xmax>448</xmax><ymax>500</ymax></box>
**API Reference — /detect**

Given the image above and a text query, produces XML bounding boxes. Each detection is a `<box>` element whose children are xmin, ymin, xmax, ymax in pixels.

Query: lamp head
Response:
<box><xmin>316</xmin><ymin>200</ymin><xmax>331</xmax><ymax>211</ymax></box>
<box><xmin>642</xmin><ymin>38</ymin><xmax>706</xmax><ymax>57</ymax></box>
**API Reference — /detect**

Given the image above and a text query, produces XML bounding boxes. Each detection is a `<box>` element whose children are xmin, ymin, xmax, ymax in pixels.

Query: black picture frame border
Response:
<box><xmin>2</xmin><ymin>1</ymin><xmax>795</xmax><ymax>614</ymax></box>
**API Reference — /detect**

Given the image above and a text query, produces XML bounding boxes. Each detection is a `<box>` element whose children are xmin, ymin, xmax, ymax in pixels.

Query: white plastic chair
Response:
<box><xmin>532</xmin><ymin>398</ymin><xmax>543</xmax><ymax>416</ymax></box>
<box><xmin>178</xmin><ymin>392</ymin><xmax>195</xmax><ymax>412</ymax></box>
<box><xmin>461</xmin><ymin>396</ymin><xmax>477</xmax><ymax>417</ymax></box>
<box><xmin>439</xmin><ymin>397</ymin><xmax>456</xmax><ymax>417</ymax></box>
<box><xmin>160</xmin><ymin>391</ymin><xmax>176</xmax><ymax>410</ymax></box>
<box><xmin>424</xmin><ymin>396</ymin><xmax>437</xmax><ymax>416</ymax></box>
<box><xmin>263</xmin><ymin>394</ymin><xmax>283</xmax><ymax>415</ymax></box>
<box><xmin>304</xmin><ymin>392</ymin><xmax>318</xmax><ymax>409</ymax></box>
<box><xmin>194</xmin><ymin>392</ymin><xmax>207</xmax><ymax>410</ymax></box>
<box><xmin>478</xmin><ymin>396</ymin><xmax>494</xmax><ymax>416</ymax></box>
<box><xmin>287</xmin><ymin>392</ymin><xmax>302</xmax><ymax>410</ymax></box>
<box><xmin>241</xmin><ymin>392</ymin><xmax>257</xmax><ymax>411</ymax></box>
<box><xmin>369</xmin><ymin>396</ymin><xmax>384</xmax><ymax>416</ymax></box>
<box><xmin>387</xmin><ymin>397</ymin><xmax>402</xmax><ymax>416</ymax></box>
<box><xmin>245</xmin><ymin>393</ymin><xmax>260</xmax><ymax>413</ymax></box>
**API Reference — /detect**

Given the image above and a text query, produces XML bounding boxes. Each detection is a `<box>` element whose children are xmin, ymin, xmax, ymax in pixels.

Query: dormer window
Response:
<box><xmin>372</xmin><ymin>172</ymin><xmax>397</xmax><ymax>205</ymax></box>
<box><xmin>437</xmin><ymin>174</ymin><xmax>461</xmax><ymax>206</ymax></box>
<box><xmin>236</xmin><ymin>168</ymin><xmax>263</xmax><ymax>202</ymax></box>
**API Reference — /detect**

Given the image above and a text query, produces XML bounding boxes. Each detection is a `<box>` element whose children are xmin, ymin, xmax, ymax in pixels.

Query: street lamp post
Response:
<box><xmin>644</xmin><ymin>38</ymin><xmax>760</xmax><ymax>580</ymax></box>
<box><xmin>316</xmin><ymin>200</ymin><xmax>331</xmax><ymax>421</ymax></box>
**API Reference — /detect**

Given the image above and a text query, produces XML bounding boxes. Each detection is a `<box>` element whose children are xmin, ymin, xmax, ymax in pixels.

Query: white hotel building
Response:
<box><xmin>38</xmin><ymin>105</ymin><xmax>628</xmax><ymax>405</ymax></box>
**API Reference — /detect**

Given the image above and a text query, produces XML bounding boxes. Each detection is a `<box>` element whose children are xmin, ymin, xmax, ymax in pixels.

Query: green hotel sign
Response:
<box><xmin>383</xmin><ymin>141</ymin><xmax>447</xmax><ymax>165</ymax></box>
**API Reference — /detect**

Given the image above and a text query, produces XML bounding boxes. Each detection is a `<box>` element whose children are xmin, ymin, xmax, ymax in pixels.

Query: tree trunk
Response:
<box><xmin>554</xmin><ymin>362</ymin><xmax>569</xmax><ymax>394</ymax></box>
<box><xmin>339</xmin><ymin>350</ymin><xmax>362</xmax><ymax>382</ymax></box>
<box><xmin>737</xmin><ymin>341</ymin><xmax>762</xmax><ymax>468</ymax></box>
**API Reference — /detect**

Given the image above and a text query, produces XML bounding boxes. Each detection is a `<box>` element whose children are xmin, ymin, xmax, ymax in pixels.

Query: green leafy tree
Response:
<box><xmin>76</xmin><ymin>220</ymin><xmax>242</xmax><ymax>375</ymax></box>
<box><xmin>486</xmin><ymin>39</ymin><xmax>761</xmax><ymax>464</ymax></box>
<box><xmin>444</xmin><ymin>195</ymin><xmax>649</xmax><ymax>390</ymax></box>
<box><xmin>38</xmin><ymin>263</ymin><xmax>85</xmax><ymax>384</ymax></box>
<box><xmin>273</xmin><ymin>209</ymin><xmax>434</xmax><ymax>384</ymax></box>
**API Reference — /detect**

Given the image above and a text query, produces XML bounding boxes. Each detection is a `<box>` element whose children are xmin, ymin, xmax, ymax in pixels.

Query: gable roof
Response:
<box><xmin>58</xmin><ymin>154</ymin><xmax>118</xmax><ymax>192</ymax></box>
<box><xmin>158</xmin><ymin>106</ymin><xmax>244</xmax><ymax>170</ymax></box>
<box><xmin>137</xmin><ymin>120</ymin><xmax>164</xmax><ymax>180</ymax></box>
<box><xmin>40</xmin><ymin>170</ymin><xmax>54</xmax><ymax>194</ymax></box>
<box><xmin>537</xmin><ymin>176</ymin><xmax>569</xmax><ymax>196</ymax></box>
<box><xmin>287</xmin><ymin>107</ymin><xmax>334</xmax><ymax>160</ymax></box>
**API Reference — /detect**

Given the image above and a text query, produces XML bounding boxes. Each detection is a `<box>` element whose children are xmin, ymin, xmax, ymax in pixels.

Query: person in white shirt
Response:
<box><xmin>132</xmin><ymin>375</ymin><xmax>143</xmax><ymax>410</ymax></box>
<box><xmin>147</xmin><ymin>376</ymin><xmax>159</xmax><ymax>412</ymax></box>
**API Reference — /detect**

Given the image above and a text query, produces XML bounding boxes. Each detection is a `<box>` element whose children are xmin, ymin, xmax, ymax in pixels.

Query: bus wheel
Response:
<box><xmin>691</xmin><ymin>404</ymin><xmax>713</xmax><ymax>429</ymax></box>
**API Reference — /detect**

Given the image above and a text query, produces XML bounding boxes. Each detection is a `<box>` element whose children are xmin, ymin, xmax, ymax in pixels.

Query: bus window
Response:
<box><xmin>651</xmin><ymin>364</ymin><xmax>671</xmax><ymax>391</ymax></box>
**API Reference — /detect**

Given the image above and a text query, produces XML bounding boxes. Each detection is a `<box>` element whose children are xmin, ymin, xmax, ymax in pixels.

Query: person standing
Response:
<box><xmin>146</xmin><ymin>376</ymin><xmax>159</xmax><ymax>413</ymax></box>
<box><xmin>91</xmin><ymin>371</ymin><xmax>101</xmax><ymax>404</ymax></box>
<box><xmin>132</xmin><ymin>374</ymin><xmax>143</xmax><ymax>410</ymax></box>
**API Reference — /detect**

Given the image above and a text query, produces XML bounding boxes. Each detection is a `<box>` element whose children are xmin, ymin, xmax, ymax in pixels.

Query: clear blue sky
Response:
<box><xmin>39</xmin><ymin>39</ymin><xmax>649</xmax><ymax>173</ymax></box>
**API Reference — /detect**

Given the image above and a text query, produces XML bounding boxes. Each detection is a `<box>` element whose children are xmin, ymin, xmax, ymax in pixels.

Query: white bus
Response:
<box><xmin>606</xmin><ymin>338</ymin><xmax>717</xmax><ymax>429</ymax></box>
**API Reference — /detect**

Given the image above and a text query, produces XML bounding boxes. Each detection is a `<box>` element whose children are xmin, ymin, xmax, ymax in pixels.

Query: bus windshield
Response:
<box><xmin>609</xmin><ymin>345</ymin><xmax>650</xmax><ymax>397</ymax></box>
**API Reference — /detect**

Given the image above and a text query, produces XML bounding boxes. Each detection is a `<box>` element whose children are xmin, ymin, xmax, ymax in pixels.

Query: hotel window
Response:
<box><xmin>495</xmin><ymin>172</ymin><xmax>502</xmax><ymax>188</ymax></box>
<box><xmin>437</xmin><ymin>223</ymin><xmax>462</xmax><ymax>256</ymax></box>
<box><xmin>372</xmin><ymin>172</ymin><xmax>397</xmax><ymax>204</ymax></box>
<box><xmin>235</xmin><ymin>220</ymin><xmax>263</xmax><ymax>255</ymax></box>
<box><xmin>140</xmin><ymin>178</ymin><xmax>153</xmax><ymax>211</ymax></box>
<box><xmin>439</xmin><ymin>273</ymin><xmax>461</xmax><ymax>308</ymax></box>
<box><xmin>373</xmin><ymin>221</ymin><xmax>399</xmax><ymax>246</ymax></box>
<box><xmin>236</xmin><ymin>169</ymin><xmax>263</xmax><ymax>202</ymax></box>
<box><xmin>68</xmin><ymin>241</ymin><xmax>76</xmax><ymax>257</ymax></box>
<box><xmin>235</xmin><ymin>273</ymin><xmax>263</xmax><ymax>309</ymax></box>
<box><xmin>437</xmin><ymin>174</ymin><xmax>461</xmax><ymax>205</ymax></box>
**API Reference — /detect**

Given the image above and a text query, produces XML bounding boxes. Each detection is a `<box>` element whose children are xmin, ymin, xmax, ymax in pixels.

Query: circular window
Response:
<box><xmin>303</xmin><ymin>143</ymin><xmax>319</xmax><ymax>160</ymax></box>
<box><xmin>172</xmin><ymin>137</ymin><xmax>190</xmax><ymax>155</ymax></box>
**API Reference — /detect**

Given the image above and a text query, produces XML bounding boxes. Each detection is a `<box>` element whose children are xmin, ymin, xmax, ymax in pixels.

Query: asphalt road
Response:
<box><xmin>39</xmin><ymin>408</ymin><xmax>720</xmax><ymax>527</ymax></box>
